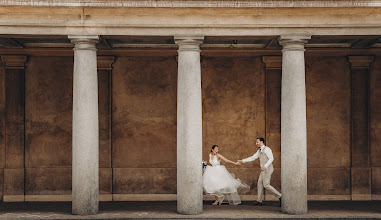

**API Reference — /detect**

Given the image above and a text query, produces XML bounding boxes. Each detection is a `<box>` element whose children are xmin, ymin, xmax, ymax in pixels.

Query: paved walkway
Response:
<box><xmin>0</xmin><ymin>201</ymin><xmax>379</xmax><ymax>219</ymax></box>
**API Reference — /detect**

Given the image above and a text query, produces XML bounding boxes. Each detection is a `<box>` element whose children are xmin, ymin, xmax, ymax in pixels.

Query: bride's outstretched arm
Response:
<box><xmin>218</xmin><ymin>154</ymin><xmax>239</xmax><ymax>165</ymax></box>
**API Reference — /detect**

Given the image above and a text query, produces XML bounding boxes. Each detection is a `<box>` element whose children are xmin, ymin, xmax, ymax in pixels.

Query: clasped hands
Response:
<box><xmin>234</xmin><ymin>160</ymin><xmax>266</xmax><ymax>171</ymax></box>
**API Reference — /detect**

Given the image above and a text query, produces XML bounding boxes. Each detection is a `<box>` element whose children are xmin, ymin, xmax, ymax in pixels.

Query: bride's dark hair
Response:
<box><xmin>211</xmin><ymin>145</ymin><xmax>218</xmax><ymax>152</ymax></box>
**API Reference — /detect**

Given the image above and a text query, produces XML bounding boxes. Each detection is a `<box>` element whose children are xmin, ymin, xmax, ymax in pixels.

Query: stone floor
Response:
<box><xmin>0</xmin><ymin>201</ymin><xmax>379</xmax><ymax>219</ymax></box>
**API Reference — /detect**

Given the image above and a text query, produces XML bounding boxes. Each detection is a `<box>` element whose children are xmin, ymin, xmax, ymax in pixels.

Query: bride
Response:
<box><xmin>203</xmin><ymin>145</ymin><xmax>250</xmax><ymax>205</ymax></box>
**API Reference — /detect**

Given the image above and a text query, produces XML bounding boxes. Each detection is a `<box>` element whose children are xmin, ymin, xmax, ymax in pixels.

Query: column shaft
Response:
<box><xmin>69</xmin><ymin>35</ymin><xmax>99</xmax><ymax>215</ymax></box>
<box><xmin>279</xmin><ymin>35</ymin><xmax>310</xmax><ymax>215</ymax></box>
<box><xmin>175</xmin><ymin>36</ymin><xmax>204</xmax><ymax>215</ymax></box>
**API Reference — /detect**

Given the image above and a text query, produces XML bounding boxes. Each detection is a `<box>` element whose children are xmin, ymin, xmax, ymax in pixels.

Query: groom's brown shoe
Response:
<box><xmin>252</xmin><ymin>201</ymin><xmax>263</xmax><ymax>206</ymax></box>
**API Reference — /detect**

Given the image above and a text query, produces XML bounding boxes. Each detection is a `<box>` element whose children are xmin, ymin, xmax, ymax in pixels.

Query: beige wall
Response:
<box><xmin>0</xmin><ymin>52</ymin><xmax>379</xmax><ymax>200</ymax></box>
<box><xmin>1</xmin><ymin>5</ymin><xmax>381</xmax><ymax>36</ymax></box>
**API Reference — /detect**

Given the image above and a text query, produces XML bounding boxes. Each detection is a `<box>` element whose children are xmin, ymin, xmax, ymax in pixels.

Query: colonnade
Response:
<box><xmin>69</xmin><ymin>35</ymin><xmax>310</xmax><ymax>215</ymax></box>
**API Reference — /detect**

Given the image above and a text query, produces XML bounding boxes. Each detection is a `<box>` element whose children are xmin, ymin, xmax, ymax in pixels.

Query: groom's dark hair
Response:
<box><xmin>257</xmin><ymin>137</ymin><xmax>265</xmax><ymax>144</ymax></box>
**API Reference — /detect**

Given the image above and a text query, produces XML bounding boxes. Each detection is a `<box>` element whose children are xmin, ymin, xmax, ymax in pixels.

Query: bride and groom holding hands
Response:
<box><xmin>202</xmin><ymin>137</ymin><xmax>282</xmax><ymax>206</ymax></box>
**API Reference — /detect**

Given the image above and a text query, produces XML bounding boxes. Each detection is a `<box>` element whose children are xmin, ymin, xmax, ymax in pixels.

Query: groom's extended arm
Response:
<box><xmin>240</xmin><ymin>150</ymin><xmax>260</xmax><ymax>163</ymax></box>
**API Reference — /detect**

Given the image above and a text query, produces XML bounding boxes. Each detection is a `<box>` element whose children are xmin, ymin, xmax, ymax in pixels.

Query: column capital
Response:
<box><xmin>262</xmin><ymin>56</ymin><xmax>282</xmax><ymax>69</ymax></box>
<box><xmin>1</xmin><ymin>55</ymin><xmax>27</xmax><ymax>69</ymax></box>
<box><xmin>69</xmin><ymin>35</ymin><xmax>99</xmax><ymax>51</ymax></box>
<box><xmin>278</xmin><ymin>35</ymin><xmax>311</xmax><ymax>52</ymax></box>
<box><xmin>97</xmin><ymin>56</ymin><xmax>115</xmax><ymax>70</ymax></box>
<box><xmin>174</xmin><ymin>36</ymin><xmax>204</xmax><ymax>52</ymax></box>
<box><xmin>348</xmin><ymin>56</ymin><xmax>374</xmax><ymax>69</ymax></box>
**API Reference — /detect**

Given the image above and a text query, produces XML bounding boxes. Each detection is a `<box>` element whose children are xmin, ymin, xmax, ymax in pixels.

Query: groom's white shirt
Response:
<box><xmin>242</xmin><ymin>145</ymin><xmax>274</xmax><ymax>168</ymax></box>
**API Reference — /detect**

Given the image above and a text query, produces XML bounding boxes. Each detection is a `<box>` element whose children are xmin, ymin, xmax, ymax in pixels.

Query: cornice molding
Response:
<box><xmin>1</xmin><ymin>55</ymin><xmax>27</xmax><ymax>69</ymax></box>
<box><xmin>2</xmin><ymin>48</ymin><xmax>381</xmax><ymax>57</ymax></box>
<box><xmin>1</xmin><ymin>0</ymin><xmax>381</xmax><ymax>8</ymax></box>
<box><xmin>348</xmin><ymin>55</ymin><xmax>374</xmax><ymax>69</ymax></box>
<box><xmin>262</xmin><ymin>56</ymin><xmax>282</xmax><ymax>69</ymax></box>
<box><xmin>97</xmin><ymin>56</ymin><xmax>115</xmax><ymax>70</ymax></box>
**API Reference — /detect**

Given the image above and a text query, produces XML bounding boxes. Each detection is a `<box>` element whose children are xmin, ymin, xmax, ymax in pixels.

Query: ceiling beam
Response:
<box><xmin>0</xmin><ymin>38</ymin><xmax>23</xmax><ymax>48</ymax></box>
<box><xmin>351</xmin><ymin>36</ymin><xmax>381</xmax><ymax>48</ymax></box>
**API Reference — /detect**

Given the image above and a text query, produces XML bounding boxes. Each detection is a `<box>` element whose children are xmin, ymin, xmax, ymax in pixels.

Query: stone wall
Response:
<box><xmin>0</xmin><ymin>53</ymin><xmax>379</xmax><ymax>201</ymax></box>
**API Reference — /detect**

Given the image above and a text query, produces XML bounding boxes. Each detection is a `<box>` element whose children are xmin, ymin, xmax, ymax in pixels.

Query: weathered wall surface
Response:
<box><xmin>0</xmin><ymin>53</ymin><xmax>379</xmax><ymax>200</ymax></box>
<box><xmin>305</xmin><ymin>57</ymin><xmax>351</xmax><ymax>198</ymax></box>
<box><xmin>112</xmin><ymin>56</ymin><xmax>177</xmax><ymax>194</ymax></box>
<box><xmin>0</xmin><ymin>62</ymin><xmax>5</xmax><ymax>200</ymax></box>
<box><xmin>370</xmin><ymin>57</ymin><xmax>381</xmax><ymax>196</ymax></box>
<box><xmin>201</xmin><ymin>57</ymin><xmax>266</xmax><ymax>195</ymax></box>
<box><xmin>25</xmin><ymin>56</ymin><xmax>73</xmax><ymax>195</ymax></box>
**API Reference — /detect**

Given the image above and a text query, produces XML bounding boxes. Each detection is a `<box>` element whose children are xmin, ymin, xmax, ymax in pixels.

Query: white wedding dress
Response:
<box><xmin>203</xmin><ymin>153</ymin><xmax>250</xmax><ymax>205</ymax></box>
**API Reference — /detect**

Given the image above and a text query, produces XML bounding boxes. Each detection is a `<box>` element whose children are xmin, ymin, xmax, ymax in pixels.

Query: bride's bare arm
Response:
<box><xmin>218</xmin><ymin>154</ymin><xmax>238</xmax><ymax>165</ymax></box>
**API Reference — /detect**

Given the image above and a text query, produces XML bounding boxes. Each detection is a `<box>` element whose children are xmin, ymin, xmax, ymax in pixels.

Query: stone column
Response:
<box><xmin>348</xmin><ymin>56</ymin><xmax>373</xmax><ymax>201</ymax></box>
<box><xmin>174</xmin><ymin>36</ymin><xmax>204</xmax><ymax>215</ymax></box>
<box><xmin>278</xmin><ymin>35</ymin><xmax>310</xmax><ymax>215</ymax></box>
<box><xmin>1</xmin><ymin>56</ymin><xmax>27</xmax><ymax>202</ymax></box>
<box><xmin>69</xmin><ymin>35</ymin><xmax>99</xmax><ymax>215</ymax></box>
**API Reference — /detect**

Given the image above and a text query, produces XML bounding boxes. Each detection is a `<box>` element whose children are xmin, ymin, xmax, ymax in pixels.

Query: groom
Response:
<box><xmin>237</xmin><ymin>137</ymin><xmax>282</xmax><ymax>206</ymax></box>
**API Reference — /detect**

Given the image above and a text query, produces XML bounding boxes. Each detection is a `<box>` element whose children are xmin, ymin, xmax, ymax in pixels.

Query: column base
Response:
<box><xmin>72</xmin><ymin>205</ymin><xmax>98</xmax><ymax>216</ymax></box>
<box><xmin>177</xmin><ymin>207</ymin><xmax>203</xmax><ymax>215</ymax></box>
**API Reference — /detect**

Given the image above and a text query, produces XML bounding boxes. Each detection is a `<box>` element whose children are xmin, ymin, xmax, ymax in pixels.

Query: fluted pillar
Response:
<box><xmin>175</xmin><ymin>36</ymin><xmax>204</xmax><ymax>215</ymax></box>
<box><xmin>69</xmin><ymin>35</ymin><xmax>99</xmax><ymax>215</ymax></box>
<box><xmin>278</xmin><ymin>35</ymin><xmax>310</xmax><ymax>215</ymax></box>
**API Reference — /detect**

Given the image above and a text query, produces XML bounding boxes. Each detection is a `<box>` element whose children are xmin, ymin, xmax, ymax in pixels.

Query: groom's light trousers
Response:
<box><xmin>257</xmin><ymin>165</ymin><xmax>282</xmax><ymax>202</ymax></box>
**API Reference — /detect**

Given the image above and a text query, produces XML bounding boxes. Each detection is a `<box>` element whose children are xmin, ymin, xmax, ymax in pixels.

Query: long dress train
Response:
<box><xmin>202</xmin><ymin>154</ymin><xmax>250</xmax><ymax>205</ymax></box>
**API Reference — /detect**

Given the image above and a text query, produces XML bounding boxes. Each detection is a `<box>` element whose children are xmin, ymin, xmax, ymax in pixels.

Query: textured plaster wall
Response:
<box><xmin>305</xmin><ymin>57</ymin><xmax>351</xmax><ymax>196</ymax></box>
<box><xmin>370</xmin><ymin>57</ymin><xmax>381</xmax><ymax>195</ymax></box>
<box><xmin>23</xmin><ymin>56</ymin><xmax>113</xmax><ymax>196</ymax></box>
<box><xmin>0</xmin><ymin>62</ymin><xmax>5</xmax><ymax>199</ymax></box>
<box><xmin>0</xmin><ymin>54</ymin><xmax>379</xmax><ymax>199</ymax></box>
<box><xmin>112</xmin><ymin>56</ymin><xmax>177</xmax><ymax>194</ymax></box>
<box><xmin>25</xmin><ymin>56</ymin><xmax>73</xmax><ymax>195</ymax></box>
<box><xmin>201</xmin><ymin>57</ymin><xmax>266</xmax><ymax>195</ymax></box>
